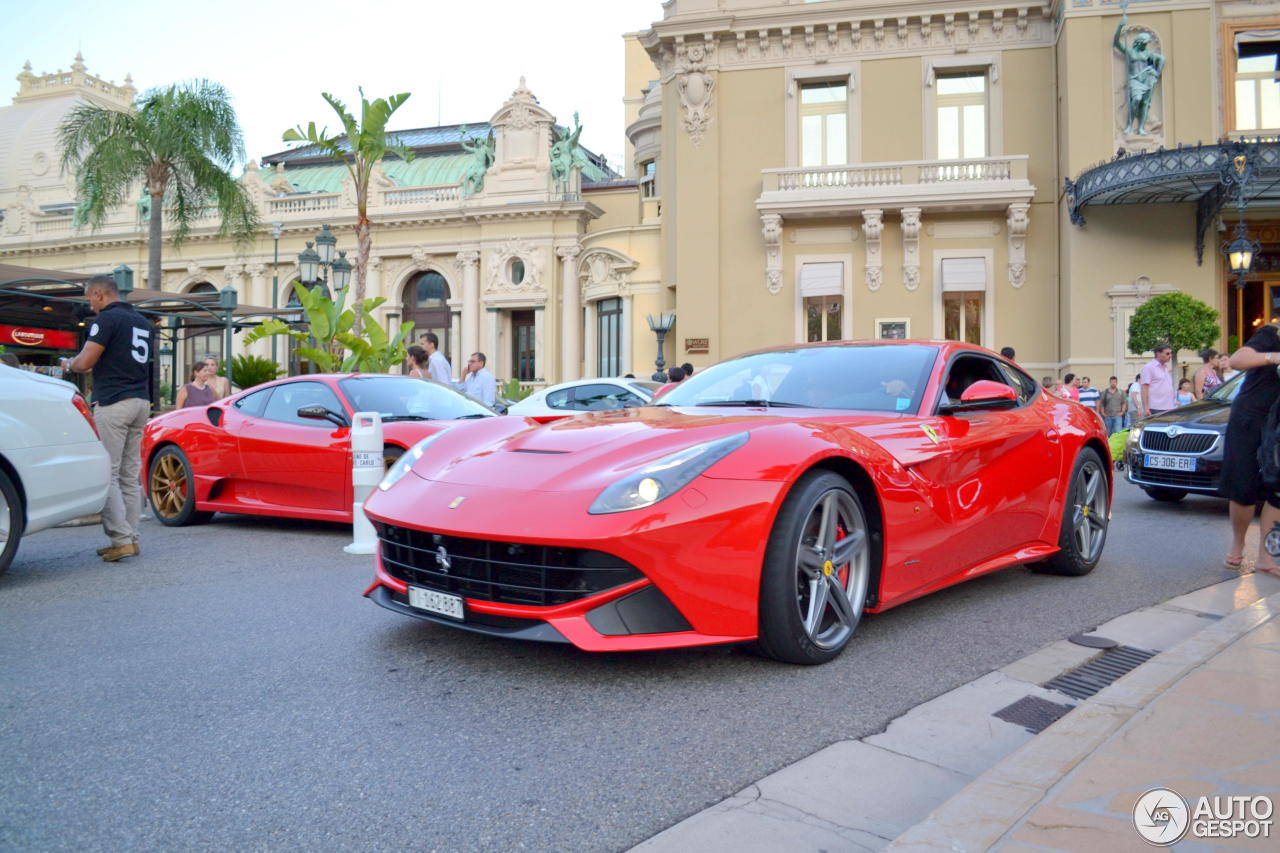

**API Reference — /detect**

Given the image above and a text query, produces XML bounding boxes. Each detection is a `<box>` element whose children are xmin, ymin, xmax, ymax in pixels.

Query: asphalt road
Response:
<box><xmin>0</xmin><ymin>478</ymin><xmax>1238</xmax><ymax>852</ymax></box>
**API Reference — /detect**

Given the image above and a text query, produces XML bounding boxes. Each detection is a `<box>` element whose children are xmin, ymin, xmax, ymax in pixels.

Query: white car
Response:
<box><xmin>507</xmin><ymin>377</ymin><xmax>664</xmax><ymax>418</ymax></box>
<box><xmin>0</xmin><ymin>365</ymin><xmax>111</xmax><ymax>575</ymax></box>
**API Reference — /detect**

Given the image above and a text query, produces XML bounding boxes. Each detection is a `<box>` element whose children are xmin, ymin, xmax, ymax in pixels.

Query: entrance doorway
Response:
<box><xmin>402</xmin><ymin>271</ymin><xmax>451</xmax><ymax>358</ymax></box>
<box><xmin>512</xmin><ymin>310</ymin><xmax>536</xmax><ymax>381</ymax></box>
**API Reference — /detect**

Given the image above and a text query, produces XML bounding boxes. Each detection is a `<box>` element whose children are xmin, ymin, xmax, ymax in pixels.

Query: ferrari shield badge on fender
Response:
<box><xmin>449</xmin><ymin>496</ymin><xmax>465</xmax><ymax>509</ymax></box>
<box><xmin>921</xmin><ymin>424</ymin><xmax>941</xmax><ymax>446</ymax></box>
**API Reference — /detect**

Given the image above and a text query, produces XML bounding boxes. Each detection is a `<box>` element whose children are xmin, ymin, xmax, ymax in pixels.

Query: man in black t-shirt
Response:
<box><xmin>63</xmin><ymin>275</ymin><xmax>153</xmax><ymax>562</ymax></box>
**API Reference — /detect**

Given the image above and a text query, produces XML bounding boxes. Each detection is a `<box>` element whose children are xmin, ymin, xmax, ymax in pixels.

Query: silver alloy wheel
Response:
<box><xmin>1072</xmin><ymin>456</ymin><xmax>1108</xmax><ymax>563</ymax></box>
<box><xmin>793</xmin><ymin>488</ymin><xmax>870</xmax><ymax>650</ymax></box>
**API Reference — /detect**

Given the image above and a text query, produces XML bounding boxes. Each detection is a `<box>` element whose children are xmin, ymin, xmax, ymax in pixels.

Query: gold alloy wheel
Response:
<box><xmin>150</xmin><ymin>453</ymin><xmax>188</xmax><ymax>519</ymax></box>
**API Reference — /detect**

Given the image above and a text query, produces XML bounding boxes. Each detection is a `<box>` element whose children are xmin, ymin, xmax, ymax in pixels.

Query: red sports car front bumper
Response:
<box><xmin>362</xmin><ymin>472</ymin><xmax>784</xmax><ymax>651</ymax></box>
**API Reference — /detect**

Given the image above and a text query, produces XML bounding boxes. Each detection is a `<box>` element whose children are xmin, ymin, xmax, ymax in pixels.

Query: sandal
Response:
<box><xmin>1225</xmin><ymin>553</ymin><xmax>1245</xmax><ymax>569</ymax></box>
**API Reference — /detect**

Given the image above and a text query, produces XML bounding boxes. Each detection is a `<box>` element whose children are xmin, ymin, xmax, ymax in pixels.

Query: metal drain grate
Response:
<box><xmin>992</xmin><ymin>695</ymin><xmax>1077</xmax><ymax>734</ymax></box>
<box><xmin>1043</xmin><ymin>645</ymin><xmax>1158</xmax><ymax>700</ymax></box>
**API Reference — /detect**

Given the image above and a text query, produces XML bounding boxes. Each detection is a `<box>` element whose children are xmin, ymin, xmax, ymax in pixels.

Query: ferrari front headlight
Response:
<box><xmin>588</xmin><ymin>432</ymin><xmax>749</xmax><ymax>515</ymax></box>
<box><xmin>378</xmin><ymin>429</ymin><xmax>451</xmax><ymax>492</ymax></box>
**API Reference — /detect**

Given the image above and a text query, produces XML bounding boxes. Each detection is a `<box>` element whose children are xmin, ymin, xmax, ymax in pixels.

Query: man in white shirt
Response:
<box><xmin>1126</xmin><ymin>373</ymin><xmax>1143</xmax><ymax>427</ymax></box>
<box><xmin>420</xmin><ymin>332</ymin><xmax>452</xmax><ymax>385</ymax></box>
<box><xmin>460</xmin><ymin>352</ymin><xmax>497</xmax><ymax>407</ymax></box>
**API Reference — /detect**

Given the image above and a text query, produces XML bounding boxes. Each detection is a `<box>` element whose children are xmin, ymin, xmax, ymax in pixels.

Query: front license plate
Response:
<box><xmin>408</xmin><ymin>586</ymin><xmax>465</xmax><ymax>621</ymax></box>
<box><xmin>1145</xmin><ymin>453</ymin><xmax>1195</xmax><ymax>472</ymax></box>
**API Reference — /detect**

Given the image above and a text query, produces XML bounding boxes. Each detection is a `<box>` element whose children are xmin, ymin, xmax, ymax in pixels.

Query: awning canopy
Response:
<box><xmin>0</xmin><ymin>263</ymin><xmax>290</xmax><ymax>333</ymax></box>
<box><xmin>1064</xmin><ymin>140</ymin><xmax>1280</xmax><ymax>263</ymax></box>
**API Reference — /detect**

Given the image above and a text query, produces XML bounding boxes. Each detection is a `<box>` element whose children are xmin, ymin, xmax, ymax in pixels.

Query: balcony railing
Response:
<box><xmin>758</xmin><ymin>156</ymin><xmax>1034</xmax><ymax>214</ymax></box>
<box><xmin>382</xmin><ymin>184</ymin><xmax>462</xmax><ymax>206</ymax></box>
<box><xmin>265</xmin><ymin>193</ymin><xmax>341</xmax><ymax>216</ymax></box>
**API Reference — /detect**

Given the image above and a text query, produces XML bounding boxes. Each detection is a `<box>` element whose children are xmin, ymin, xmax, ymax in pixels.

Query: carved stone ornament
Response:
<box><xmin>577</xmin><ymin>248</ymin><xmax>636</xmax><ymax>299</ymax></box>
<box><xmin>411</xmin><ymin>245</ymin><xmax>433</xmax><ymax>266</ymax></box>
<box><xmin>901</xmin><ymin>208</ymin><xmax>921</xmax><ymax>291</ymax></box>
<box><xmin>677</xmin><ymin>39</ymin><xmax>716</xmax><ymax>146</ymax></box>
<box><xmin>761</xmin><ymin>214</ymin><xmax>783</xmax><ymax>295</ymax></box>
<box><xmin>502</xmin><ymin>77</ymin><xmax>539</xmax><ymax>130</ymax></box>
<box><xmin>1007</xmin><ymin>203</ymin><xmax>1029</xmax><ymax>288</ymax></box>
<box><xmin>454</xmin><ymin>250</ymin><xmax>480</xmax><ymax>273</ymax></box>
<box><xmin>862</xmin><ymin>209</ymin><xmax>884</xmax><ymax>291</ymax></box>
<box><xmin>487</xmin><ymin>238</ymin><xmax>543</xmax><ymax>293</ymax></box>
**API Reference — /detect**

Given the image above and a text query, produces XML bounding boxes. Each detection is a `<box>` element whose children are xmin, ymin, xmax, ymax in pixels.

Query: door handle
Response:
<box><xmin>1045</xmin><ymin>428</ymin><xmax>1061</xmax><ymax>443</ymax></box>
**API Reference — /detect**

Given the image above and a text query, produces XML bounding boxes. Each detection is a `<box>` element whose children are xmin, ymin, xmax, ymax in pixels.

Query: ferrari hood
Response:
<box><xmin>410</xmin><ymin>406</ymin><xmax>889</xmax><ymax>491</ymax></box>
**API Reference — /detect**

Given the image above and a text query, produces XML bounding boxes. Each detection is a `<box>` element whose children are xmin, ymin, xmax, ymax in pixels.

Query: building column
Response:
<box><xmin>245</xmin><ymin>263</ymin><xmax>269</xmax><ymax>359</ymax></box>
<box><xmin>367</xmin><ymin>255</ymin><xmax>383</xmax><ymax>303</ymax></box>
<box><xmin>456</xmin><ymin>250</ymin><xmax>480</xmax><ymax>365</ymax></box>
<box><xmin>557</xmin><ymin>244</ymin><xmax>582</xmax><ymax>381</ymax></box>
<box><xmin>533</xmin><ymin>307</ymin><xmax>545</xmax><ymax>382</ymax></box>
<box><xmin>486</xmin><ymin>307</ymin><xmax>501</xmax><ymax>380</ymax></box>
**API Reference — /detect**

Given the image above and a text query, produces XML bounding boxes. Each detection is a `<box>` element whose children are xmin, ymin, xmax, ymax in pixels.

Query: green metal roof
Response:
<box><xmin>281</xmin><ymin>154</ymin><xmax>477</xmax><ymax>193</ymax></box>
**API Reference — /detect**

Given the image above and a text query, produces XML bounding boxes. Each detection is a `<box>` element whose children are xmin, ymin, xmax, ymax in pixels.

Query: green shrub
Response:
<box><xmin>230</xmin><ymin>353</ymin><xmax>284</xmax><ymax>390</ymax></box>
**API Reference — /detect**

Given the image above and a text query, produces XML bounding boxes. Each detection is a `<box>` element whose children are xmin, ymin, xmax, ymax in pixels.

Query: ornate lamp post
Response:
<box><xmin>270</xmin><ymin>222</ymin><xmax>283</xmax><ymax>365</ymax></box>
<box><xmin>646</xmin><ymin>311</ymin><xmax>676</xmax><ymax>382</ymax></box>
<box><xmin>1222</xmin><ymin>144</ymin><xmax>1261</xmax><ymax>290</ymax></box>
<box><xmin>297</xmin><ymin>224</ymin><xmax>353</xmax><ymax>298</ymax></box>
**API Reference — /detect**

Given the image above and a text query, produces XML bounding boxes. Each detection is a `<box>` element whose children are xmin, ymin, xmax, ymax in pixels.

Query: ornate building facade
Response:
<box><xmin>3</xmin><ymin>0</ymin><xmax>1278</xmax><ymax>386</ymax></box>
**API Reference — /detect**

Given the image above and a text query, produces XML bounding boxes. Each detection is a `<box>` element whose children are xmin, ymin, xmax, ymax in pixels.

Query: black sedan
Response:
<box><xmin>1124</xmin><ymin>372</ymin><xmax>1240</xmax><ymax>501</ymax></box>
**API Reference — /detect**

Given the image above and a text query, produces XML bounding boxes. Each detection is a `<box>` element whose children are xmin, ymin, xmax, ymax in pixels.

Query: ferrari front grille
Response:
<box><xmin>1139</xmin><ymin>429</ymin><xmax>1218</xmax><ymax>455</ymax></box>
<box><xmin>375</xmin><ymin>523</ymin><xmax>643</xmax><ymax>607</ymax></box>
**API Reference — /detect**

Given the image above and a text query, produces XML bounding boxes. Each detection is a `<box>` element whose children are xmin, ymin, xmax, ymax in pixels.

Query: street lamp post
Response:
<box><xmin>1221</xmin><ymin>143</ymin><xmax>1261</xmax><ymax>290</ymax></box>
<box><xmin>646</xmin><ymin>311</ymin><xmax>676</xmax><ymax>382</ymax></box>
<box><xmin>296</xmin><ymin>224</ymin><xmax>353</xmax><ymax>371</ymax></box>
<box><xmin>270</xmin><ymin>222</ymin><xmax>283</xmax><ymax>365</ymax></box>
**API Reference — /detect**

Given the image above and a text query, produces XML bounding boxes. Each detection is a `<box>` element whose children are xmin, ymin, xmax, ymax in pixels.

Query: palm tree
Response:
<box><xmin>283</xmin><ymin>89</ymin><xmax>412</xmax><ymax>335</ymax></box>
<box><xmin>58</xmin><ymin>79</ymin><xmax>259</xmax><ymax>291</ymax></box>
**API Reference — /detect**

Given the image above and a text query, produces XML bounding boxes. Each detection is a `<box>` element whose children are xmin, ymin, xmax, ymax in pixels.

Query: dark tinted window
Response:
<box><xmin>338</xmin><ymin>376</ymin><xmax>493</xmax><ymax>421</ymax></box>
<box><xmin>939</xmin><ymin>354</ymin><xmax>1012</xmax><ymax>408</ymax></box>
<box><xmin>545</xmin><ymin>389</ymin><xmax>571</xmax><ymax>410</ymax></box>
<box><xmin>572</xmin><ymin>384</ymin><xmax>642</xmax><ymax>411</ymax></box>
<box><xmin>234</xmin><ymin>387</ymin><xmax>272</xmax><ymax>417</ymax></box>
<box><xmin>261</xmin><ymin>381</ymin><xmax>344</xmax><ymax>426</ymax></box>
<box><xmin>656</xmin><ymin>344</ymin><xmax>939</xmax><ymax>413</ymax></box>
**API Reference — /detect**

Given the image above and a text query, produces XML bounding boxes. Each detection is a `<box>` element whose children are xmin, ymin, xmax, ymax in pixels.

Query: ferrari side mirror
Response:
<box><xmin>297</xmin><ymin>405</ymin><xmax>349</xmax><ymax>427</ymax></box>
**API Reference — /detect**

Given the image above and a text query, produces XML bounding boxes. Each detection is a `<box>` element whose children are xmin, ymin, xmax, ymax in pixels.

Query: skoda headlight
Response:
<box><xmin>1126</xmin><ymin>424</ymin><xmax>1143</xmax><ymax>450</ymax></box>
<box><xmin>379</xmin><ymin>429</ymin><xmax>450</xmax><ymax>492</ymax></box>
<box><xmin>588</xmin><ymin>432</ymin><xmax>749</xmax><ymax>515</ymax></box>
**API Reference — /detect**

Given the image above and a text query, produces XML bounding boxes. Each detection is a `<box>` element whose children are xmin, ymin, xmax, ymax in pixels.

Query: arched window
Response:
<box><xmin>403</xmin><ymin>271</ymin><xmax>452</xmax><ymax>362</ymax></box>
<box><xmin>184</xmin><ymin>282</ymin><xmax>223</xmax><ymax>379</ymax></box>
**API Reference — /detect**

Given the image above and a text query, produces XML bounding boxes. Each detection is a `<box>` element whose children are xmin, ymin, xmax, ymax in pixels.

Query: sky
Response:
<box><xmin>2</xmin><ymin>0</ymin><xmax>666</xmax><ymax>175</ymax></box>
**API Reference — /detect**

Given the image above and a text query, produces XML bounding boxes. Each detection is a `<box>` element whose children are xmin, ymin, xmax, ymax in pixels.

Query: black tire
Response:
<box><xmin>756</xmin><ymin>471</ymin><xmax>872</xmax><ymax>665</ymax></box>
<box><xmin>1142</xmin><ymin>486</ymin><xmax>1187</xmax><ymax>503</ymax></box>
<box><xmin>147</xmin><ymin>446</ymin><xmax>213</xmax><ymax>527</ymax></box>
<box><xmin>0</xmin><ymin>467</ymin><xmax>24</xmax><ymax>577</ymax></box>
<box><xmin>1034</xmin><ymin>448</ymin><xmax>1109</xmax><ymax>576</ymax></box>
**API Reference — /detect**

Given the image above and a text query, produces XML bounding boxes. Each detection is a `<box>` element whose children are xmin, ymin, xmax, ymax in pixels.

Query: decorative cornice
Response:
<box><xmin>641</xmin><ymin>5</ymin><xmax>1055</xmax><ymax>78</ymax></box>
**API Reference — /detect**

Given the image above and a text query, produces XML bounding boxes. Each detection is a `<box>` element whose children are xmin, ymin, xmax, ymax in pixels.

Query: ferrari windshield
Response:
<box><xmin>655</xmin><ymin>344</ymin><xmax>939</xmax><ymax>413</ymax></box>
<box><xmin>338</xmin><ymin>376</ymin><xmax>495</xmax><ymax>421</ymax></box>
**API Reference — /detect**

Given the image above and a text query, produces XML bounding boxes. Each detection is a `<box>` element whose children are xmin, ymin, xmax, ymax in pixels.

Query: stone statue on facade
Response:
<box><xmin>1114</xmin><ymin>14</ymin><xmax>1165</xmax><ymax>136</ymax></box>
<box><xmin>550</xmin><ymin>112</ymin><xmax>586</xmax><ymax>190</ymax></box>
<box><xmin>459</xmin><ymin>126</ymin><xmax>495</xmax><ymax>197</ymax></box>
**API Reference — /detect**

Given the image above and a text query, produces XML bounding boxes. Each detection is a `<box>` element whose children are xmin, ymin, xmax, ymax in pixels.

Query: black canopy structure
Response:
<box><xmin>0</xmin><ymin>262</ymin><xmax>294</xmax><ymax>405</ymax></box>
<box><xmin>1064</xmin><ymin>139</ymin><xmax>1280</xmax><ymax>264</ymax></box>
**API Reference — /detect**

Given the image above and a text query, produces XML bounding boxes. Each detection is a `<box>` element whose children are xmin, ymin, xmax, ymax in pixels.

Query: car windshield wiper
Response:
<box><xmin>453</xmin><ymin>413</ymin><xmax>491</xmax><ymax>419</ymax></box>
<box><xmin>380</xmin><ymin>414</ymin><xmax>431</xmax><ymax>422</ymax></box>
<box><xmin>698</xmin><ymin>399</ymin><xmax>808</xmax><ymax>408</ymax></box>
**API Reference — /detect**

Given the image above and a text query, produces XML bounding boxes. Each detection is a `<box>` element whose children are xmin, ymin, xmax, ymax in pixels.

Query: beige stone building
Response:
<box><xmin>4</xmin><ymin>1</ymin><xmax>1279</xmax><ymax>388</ymax></box>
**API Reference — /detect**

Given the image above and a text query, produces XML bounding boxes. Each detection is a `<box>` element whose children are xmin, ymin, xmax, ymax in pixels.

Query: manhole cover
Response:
<box><xmin>993</xmin><ymin>695</ymin><xmax>1076</xmax><ymax>734</ymax></box>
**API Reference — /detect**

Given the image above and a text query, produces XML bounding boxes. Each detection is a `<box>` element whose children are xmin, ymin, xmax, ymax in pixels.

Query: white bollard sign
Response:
<box><xmin>344</xmin><ymin>411</ymin><xmax>384</xmax><ymax>555</ymax></box>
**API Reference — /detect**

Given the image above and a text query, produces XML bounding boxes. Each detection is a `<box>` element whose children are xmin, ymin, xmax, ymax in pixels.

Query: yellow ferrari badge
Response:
<box><xmin>449</xmin><ymin>496</ymin><xmax>466</xmax><ymax>509</ymax></box>
<box><xmin>921</xmin><ymin>424</ymin><xmax>941</xmax><ymax>446</ymax></box>
<box><xmin>823</xmin><ymin>559</ymin><xmax>834</xmax><ymax>577</ymax></box>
